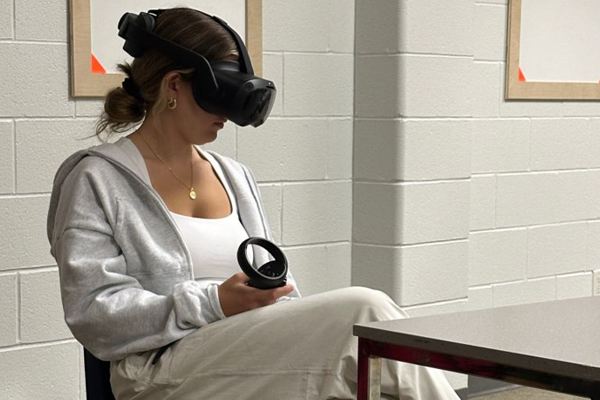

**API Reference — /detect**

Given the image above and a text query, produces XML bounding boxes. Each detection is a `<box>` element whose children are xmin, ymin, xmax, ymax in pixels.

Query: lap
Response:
<box><xmin>110</xmin><ymin>286</ymin><xmax>407</xmax><ymax>399</ymax></box>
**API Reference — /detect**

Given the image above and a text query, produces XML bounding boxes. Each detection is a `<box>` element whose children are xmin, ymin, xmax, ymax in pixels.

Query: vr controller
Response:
<box><xmin>117</xmin><ymin>9</ymin><xmax>276</xmax><ymax>127</ymax></box>
<box><xmin>237</xmin><ymin>237</ymin><xmax>288</xmax><ymax>290</ymax></box>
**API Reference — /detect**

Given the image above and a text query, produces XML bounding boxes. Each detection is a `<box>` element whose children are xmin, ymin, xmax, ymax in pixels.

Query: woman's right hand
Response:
<box><xmin>218</xmin><ymin>272</ymin><xmax>295</xmax><ymax>317</ymax></box>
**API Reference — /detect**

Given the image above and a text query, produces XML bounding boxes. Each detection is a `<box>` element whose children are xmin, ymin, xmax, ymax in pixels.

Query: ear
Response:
<box><xmin>163</xmin><ymin>71</ymin><xmax>182</xmax><ymax>96</ymax></box>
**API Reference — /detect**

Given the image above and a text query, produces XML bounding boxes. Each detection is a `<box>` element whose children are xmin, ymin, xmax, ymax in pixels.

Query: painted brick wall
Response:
<box><xmin>0</xmin><ymin>0</ymin><xmax>355</xmax><ymax>398</ymax></box>
<box><xmin>352</xmin><ymin>0</ymin><xmax>600</xmax><ymax>392</ymax></box>
<box><xmin>468</xmin><ymin>0</ymin><xmax>600</xmax><ymax>309</ymax></box>
<box><xmin>354</xmin><ymin>0</ymin><xmax>600</xmax><ymax>321</ymax></box>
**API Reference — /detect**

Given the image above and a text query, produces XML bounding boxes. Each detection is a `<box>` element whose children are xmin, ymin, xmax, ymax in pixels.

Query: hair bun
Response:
<box><xmin>122</xmin><ymin>77</ymin><xmax>144</xmax><ymax>102</ymax></box>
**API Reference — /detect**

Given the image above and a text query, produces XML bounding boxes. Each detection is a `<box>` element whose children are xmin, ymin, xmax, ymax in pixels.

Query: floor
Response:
<box><xmin>472</xmin><ymin>386</ymin><xmax>585</xmax><ymax>399</ymax></box>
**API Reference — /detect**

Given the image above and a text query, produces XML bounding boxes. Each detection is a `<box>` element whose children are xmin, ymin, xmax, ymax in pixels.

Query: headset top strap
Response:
<box><xmin>148</xmin><ymin>9</ymin><xmax>254</xmax><ymax>76</ymax></box>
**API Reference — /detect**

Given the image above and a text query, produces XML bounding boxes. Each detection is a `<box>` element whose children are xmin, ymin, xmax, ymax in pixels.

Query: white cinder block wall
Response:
<box><xmin>0</xmin><ymin>0</ymin><xmax>355</xmax><ymax>398</ymax></box>
<box><xmin>353</xmin><ymin>0</ymin><xmax>600</xmax><ymax>392</ymax></box>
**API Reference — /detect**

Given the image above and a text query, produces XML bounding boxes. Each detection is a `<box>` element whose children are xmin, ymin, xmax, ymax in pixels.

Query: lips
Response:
<box><xmin>214</xmin><ymin>117</ymin><xmax>227</xmax><ymax>128</ymax></box>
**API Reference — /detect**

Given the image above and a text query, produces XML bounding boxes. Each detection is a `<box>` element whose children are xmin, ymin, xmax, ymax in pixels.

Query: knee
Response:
<box><xmin>333</xmin><ymin>287</ymin><xmax>407</xmax><ymax>319</ymax></box>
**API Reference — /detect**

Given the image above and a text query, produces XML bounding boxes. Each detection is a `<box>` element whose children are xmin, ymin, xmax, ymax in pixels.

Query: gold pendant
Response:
<box><xmin>189</xmin><ymin>189</ymin><xmax>197</xmax><ymax>200</ymax></box>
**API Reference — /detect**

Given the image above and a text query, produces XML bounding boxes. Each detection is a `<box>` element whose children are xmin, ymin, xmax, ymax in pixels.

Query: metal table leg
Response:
<box><xmin>358</xmin><ymin>337</ymin><xmax>382</xmax><ymax>400</ymax></box>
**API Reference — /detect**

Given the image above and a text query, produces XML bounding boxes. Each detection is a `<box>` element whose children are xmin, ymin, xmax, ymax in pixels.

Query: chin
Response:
<box><xmin>197</xmin><ymin>133</ymin><xmax>218</xmax><ymax>146</ymax></box>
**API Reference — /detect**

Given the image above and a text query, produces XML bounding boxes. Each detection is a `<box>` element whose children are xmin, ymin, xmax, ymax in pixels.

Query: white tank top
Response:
<box><xmin>117</xmin><ymin>138</ymin><xmax>250</xmax><ymax>285</ymax></box>
<box><xmin>169</xmin><ymin>152</ymin><xmax>250</xmax><ymax>283</ymax></box>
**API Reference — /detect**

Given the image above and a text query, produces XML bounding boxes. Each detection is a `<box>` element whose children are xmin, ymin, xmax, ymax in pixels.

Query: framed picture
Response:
<box><xmin>69</xmin><ymin>0</ymin><xmax>262</xmax><ymax>97</ymax></box>
<box><xmin>506</xmin><ymin>0</ymin><xmax>600</xmax><ymax>100</ymax></box>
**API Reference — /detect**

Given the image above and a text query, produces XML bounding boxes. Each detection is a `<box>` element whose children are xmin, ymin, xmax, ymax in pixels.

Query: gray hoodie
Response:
<box><xmin>47</xmin><ymin>140</ymin><xmax>300</xmax><ymax>361</ymax></box>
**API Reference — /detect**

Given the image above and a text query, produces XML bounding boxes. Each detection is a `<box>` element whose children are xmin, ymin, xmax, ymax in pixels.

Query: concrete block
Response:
<box><xmin>257</xmin><ymin>183</ymin><xmax>282</xmax><ymax>244</ymax></box>
<box><xmin>284</xmin><ymin>245</ymin><xmax>327</xmax><ymax>296</ymax></box>
<box><xmin>0</xmin><ymin>196</ymin><xmax>54</xmax><ymax>271</ymax></box>
<box><xmin>496</xmin><ymin>172</ymin><xmax>561</xmax><ymax>228</ymax></box>
<box><xmin>284</xmin><ymin>53</ymin><xmax>353</xmax><ymax>116</ymax></box>
<box><xmin>563</xmin><ymin>102</ymin><xmax>600</xmax><ymax>117</ymax></box>
<box><xmin>587</xmin><ymin>221</ymin><xmax>600</xmax><ymax>270</ymax></box>
<box><xmin>356</xmin><ymin>118</ymin><xmax>471</xmax><ymax>181</ymax></box>
<box><xmin>0</xmin><ymin>273</ymin><xmax>17</xmax><ymax>347</ymax></box>
<box><xmin>0</xmin><ymin>121</ymin><xmax>14</xmax><ymax>194</ymax></box>
<box><xmin>264</xmin><ymin>0</ymin><xmax>328</xmax><ymax>52</ymax></box>
<box><xmin>0</xmin><ymin>0</ymin><xmax>12</xmax><ymax>39</ymax></box>
<box><xmin>326</xmin><ymin>242</ymin><xmax>352</xmax><ymax>291</ymax></box>
<box><xmin>282</xmin><ymin>182</ymin><xmax>351</xmax><ymax>245</ymax></box>
<box><xmin>354</xmin><ymin>119</ymin><xmax>402</xmax><ymax>181</ymax></box>
<box><xmin>0</xmin><ymin>342</ymin><xmax>80</xmax><ymax>399</ymax></box>
<box><xmin>470</xmin><ymin>174</ymin><xmax>496</xmax><ymax>231</ymax></box>
<box><xmin>355</xmin><ymin>0</ymin><xmax>401</xmax><ymax>54</ymax></box>
<box><xmin>75</xmin><ymin>99</ymin><xmax>105</xmax><ymax>118</ymax></box>
<box><xmin>202</xmin><ymin>121</ymin><xmax>236</xmax><ymax>160</ymax></box>
<box><xmin>357</xmin><ymin>241</ymin><xmax>469</xmax><ymax>307</ymax></box>
<box><xmin>15</xmin><ymin>0</ymin><xmax>67</xmax><ymax>42</ymax></box>
<box><xmin>20</xmin><ymin>269</ymin><xmax>72</xmax><ymax>342</ymax></box>
<box><xmin>354</xmin><ymin>55</ymin><xmax>401</xmax><ymax>118</ymax></box>
<box><xmin>0</xmin><ymin>43</ymin><xmax>73</xmax><ymax>117</ymax></box>
<box><xmin>474</xmin><ymin>4</ymin><xmax>507</xmax><ymax>61</ymax></box>
<box><xmin>472</xmin><ymin>62</ymin><xmax>501</xmax><ymax>118</ymax></box>
<box><xmin>400</xmin><ymin>55</ymin><xmax>473</xmax><ymax>118</ymax></box>
<box><xmin>352</xmin><ymin>244</ymin><xmax>403</xmax><ymax>302</ymax></box>
<box><xmin>237</xmin><ymin>118</ymin><xmax>329</xmax><ymax>182</ymax></box>
<box><xmin>467</xmin><ymin>285</ymin><xmax>494</xmax><ymax>311</ymax></box>
<box><xmin>471</xmin><ymin>119</ymin><xmax>530</xmax><ymax>173</ymax></box>
<box><xmin>235</xmin><ymin>123</ymin><xmax>282</xmax><ymax>182</ymax></box>
<box><xmin>399</xmin><ymin>240</ymin><xmax>469</xmax><ymax>305</ymax></box>
<box><xmin>557</xmin><ymin>170</ymin><xmax>600</xmax><ymax>222</ymax></box>
<box><xmin>401</xmin><ymin>119</ymin><xmax>472</xmax><ymax>181</ymax></box>
<box><xmin>493</xmin><ymin>277</ymin><xmax>556</xmax><ymax>307</ymax></box>
<box><xmin>401</xmin><ymin>0</ymin><xmax>473</xmax><ymax>56</ymax></box>
<box><xmin>16</xmin><ymin>119</ymin><xmax>99</xmax><ymax>193</ymax></box>
<box><xmin>530</xmin><ymin>119</ymin><xmax>590</xmax><ymax>171</ymax></box>
<box><xmin>590</xmin><ymin>119</ymin><xmax>600</xmax><ymax>168</ymax></box>
<box><xmin>469</xmin><ymin>229</ymin><xmax>527</xmax><ymax>286</ymax></box>
<box><xmin>262</xmin><ymin>53</ymin><xmax>284</xmax><ymax>117</ymax></box>
<box><xmin>353</xmin><ymin>183</ymin><xmax>402</xmax><ymax>245</ymax></box>
<box><xmin>556</xmin><ymin>272</ymin><xmax>593</xmax><ymax>300</ymax></box>
<box><xmin>327</xmin><ymin>118</ymin><xmax>352</xmax><ymax>180</ymax></box>
<box><xmin>404</xmin><ymin>300</ymin><xmax>467</xmax><ymax>318</ymax></box>
<box><xmin>401</xmin><ymin>180</ymin><xmax>470</xmax><ymax>244</ymax></box>
<box><xmin>328</xmin><ymin>0</ymin><xmax>355</xmax><ymax>53</ymax></box>
<box><xmin>527</xmin><ymin>223</ymin><xmax>588</xmax><ymax>278</ymax></box>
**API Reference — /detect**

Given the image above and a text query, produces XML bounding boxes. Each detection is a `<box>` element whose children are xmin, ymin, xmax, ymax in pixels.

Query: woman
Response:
<box><xmin>47</xmin><ymin>8</ymin><xmax>460</xmax><ymax>400</ymax></box>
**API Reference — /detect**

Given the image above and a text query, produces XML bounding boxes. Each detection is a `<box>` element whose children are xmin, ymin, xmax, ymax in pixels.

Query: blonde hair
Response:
<box><xmin>96</xmin><ymin>8</ymin><xmax>238</xmax><ymax>138</ymax></box>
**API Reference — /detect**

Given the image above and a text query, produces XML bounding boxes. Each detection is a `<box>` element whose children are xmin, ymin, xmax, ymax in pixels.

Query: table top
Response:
<box><xmin>354</xmin><ymin>296</ymin><xmax>600</xmax><ymax>381</ymax></box>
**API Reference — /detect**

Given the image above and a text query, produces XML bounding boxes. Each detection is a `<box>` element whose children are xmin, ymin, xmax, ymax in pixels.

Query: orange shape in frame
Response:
<box><xmin>518</xmin><ymin>67</ymin><xmax>526</xmax><ymax>82</ymax></box>
<box><xmin>91</xmin><ymin>53</ymin><xmax>106</xmax><ymax>74</ymax></box>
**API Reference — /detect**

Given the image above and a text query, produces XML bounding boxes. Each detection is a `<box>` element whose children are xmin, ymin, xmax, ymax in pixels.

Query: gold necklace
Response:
<box><xmin>138</xmin><ymin>132</ymin><xmax>197</xmax><ymax>200</ymax></box>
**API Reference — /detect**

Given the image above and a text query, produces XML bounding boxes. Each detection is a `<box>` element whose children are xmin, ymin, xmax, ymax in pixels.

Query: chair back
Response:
<box><xmin>83</xmin><ymin>348</ymin><xmax>116</xmax><ymax>400</ymax></box>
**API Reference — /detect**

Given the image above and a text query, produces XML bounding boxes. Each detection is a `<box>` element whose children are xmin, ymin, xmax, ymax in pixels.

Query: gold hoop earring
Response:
<box><xmin>167</xmin><ymin>97</ymin><xmax>177</xmax><ymax>110</ymax></box>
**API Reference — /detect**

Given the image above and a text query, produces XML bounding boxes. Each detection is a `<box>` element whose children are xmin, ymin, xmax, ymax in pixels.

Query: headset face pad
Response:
<box><xmin>118</xmin><ymin>10</ymin><xmax>276</xmax><ymax>127</ymax></box>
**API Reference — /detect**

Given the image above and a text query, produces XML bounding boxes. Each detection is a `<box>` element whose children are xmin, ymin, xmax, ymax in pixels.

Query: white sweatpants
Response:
<box><xmin>110</xmin><ymin>287</ymin><xmax>460</xmax><ymax>400</ymax></box>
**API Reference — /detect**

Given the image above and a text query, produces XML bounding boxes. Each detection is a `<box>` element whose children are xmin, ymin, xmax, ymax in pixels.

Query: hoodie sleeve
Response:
<box><xmin>48</xmin><ymin>157</ymin><xmax>225</xmax><ymax>361</ymax></box>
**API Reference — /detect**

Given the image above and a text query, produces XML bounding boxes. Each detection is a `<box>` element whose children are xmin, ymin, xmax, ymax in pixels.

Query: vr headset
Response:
<box><xmin>117</xmin><ymin>9</ymin><xmax>276</xmax><ymax>127</ymax></box>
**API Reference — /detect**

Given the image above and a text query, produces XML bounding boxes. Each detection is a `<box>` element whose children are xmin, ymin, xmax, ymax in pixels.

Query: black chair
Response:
<box><xmin>84</xmin><ymin>348</ymin><xmax>116</xmax><ymax>400</ymax></box>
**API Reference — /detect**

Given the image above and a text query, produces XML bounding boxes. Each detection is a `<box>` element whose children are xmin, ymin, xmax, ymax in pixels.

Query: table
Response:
<box><xmin>354</xmin><ymin>296</ymin><xmax>600</xmax><ymax>400</ymax></box>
